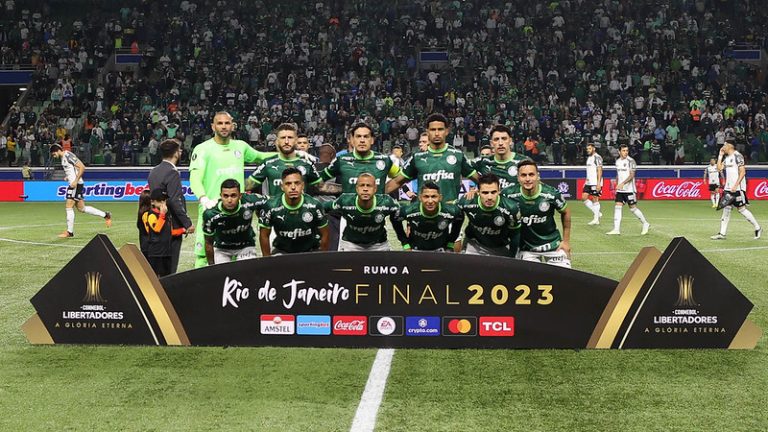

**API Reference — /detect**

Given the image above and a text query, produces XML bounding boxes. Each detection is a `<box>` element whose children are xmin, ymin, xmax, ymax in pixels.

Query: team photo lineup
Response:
<box><xmin>2</xmin><ymin>1</ymin><xmax>768</xmax><ymax>430</ymax></box>
<box><xmin>54</xmin><ymin>109</ymin><xmax>762</xmax><ymax>278</ymax></box>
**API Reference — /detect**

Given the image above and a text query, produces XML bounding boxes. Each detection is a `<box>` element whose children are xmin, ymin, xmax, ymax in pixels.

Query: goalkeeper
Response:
<box><xmin>189</xmin><ymin>111</ymin><xmax>279</xmax><ymax>268</ymax></box>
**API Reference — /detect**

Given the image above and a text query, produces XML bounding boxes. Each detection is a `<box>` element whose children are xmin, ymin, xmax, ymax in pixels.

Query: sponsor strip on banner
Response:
<box><xmin>643</xmin><ymin>179</ymin><xmax>708</xmax><ymax>200</ymax></box>
<box><xmin>260</xmin><ymin>314</ymin><xmax>295</xmax><ymax>335</ymax></box>
<box><xmin>479</xmin><ymin>317</ymin><xmax>515</xmax><ymax>336</ymax></box>
<box><xmin>333</xmin><ymin>316</ymin><xmax>367</xmax><ymax>335</ymax></box>
<box><xmin>296</xmin><ymin>315</ymin><xmax>331</xmax><ymax>335</ymax></box>
<box><xmin>22</xmin><ymin>181</ymin><xmax>198</xmax><ymax>202</ymax></box>
<box><xmin>405</xmin><ymin>316</ymin><xmax>441</xmax><ymax>337</ymax></box>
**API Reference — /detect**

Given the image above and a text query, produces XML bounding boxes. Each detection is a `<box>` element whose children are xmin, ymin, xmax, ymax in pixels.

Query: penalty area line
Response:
<box><xmin>350</xmin><ymin>348</ymin><xmax>395</xmax><ymax>432</ymax></box>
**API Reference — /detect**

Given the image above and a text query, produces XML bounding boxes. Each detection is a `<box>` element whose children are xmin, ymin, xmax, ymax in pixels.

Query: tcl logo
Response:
<box><xmin>332</xmin><ymin>316</ymin><xmax>367</xmax><ymax>335</ymax></box>
<box><xmin>479</xmin><ymin>317</ymin><xmax>515</xmax><ymax>336</ymax></box>
<box><xmin>649</xmin><ymin>181</ymin><xmax>703</xmax><ymax>199</ymax></box>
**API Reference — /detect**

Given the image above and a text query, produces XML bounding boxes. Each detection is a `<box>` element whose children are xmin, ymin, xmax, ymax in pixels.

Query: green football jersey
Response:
<box><xmin>189</xmin><ymin>137</ymin><xmax>276</xmax><ymax>262</ymax></box>
<box><xmin>259</xmin><ymin>194</ymin><xmax>328</xmax><ymax>253</ymax></box>
<box><xmin>400</xmin><ymin>144</ymin><xmax>476</xmax><ymax>202</ymax></box>
<box><xmin>248</xmin><ymin>154</ymin><xmax>322</xmax><ymax>196</ymax></box>
<box><xmin>503</xmin><ymin>183</ymin><xmax>568</xmax><ymax>252</ymax></box>
<box><xmin>202</xmin><ymin>193</ymin><xmax>267</xmax><ymax>249</ymax></box>
<box><xmin>325</xmin><ymin>193</ymin><xmax>399</xmax><ymax>245</ymax></box>
<box><xmin>473</xmin><ymin>152</ymin><xmax>530</xmax><ymax>189</ymax></box>
<box><xmin>457</xmin><ymin>195</ymin><xmax>521</xmax><ymax>249</ymax></box>
<box><xmin>321</xmin><ymin>150</ymin><xmax>400</xmax><ymax>194</ymax></box>
<box><xmin>393</xmin><ymin>201</ymin><xmax>464</xmax><ymax>250</ymax></box>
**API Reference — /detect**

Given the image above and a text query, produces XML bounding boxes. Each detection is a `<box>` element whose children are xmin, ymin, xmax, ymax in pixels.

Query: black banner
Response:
<box><xmin>23</xmin><ymin>235</ymin><xmax>761</xmax><ymax>349</ymax></box>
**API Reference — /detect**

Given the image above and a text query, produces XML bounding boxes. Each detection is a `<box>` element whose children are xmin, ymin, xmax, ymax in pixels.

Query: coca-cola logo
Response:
<box><xmin>753</xmin><ymin>181</ymin><xmax>768</xmax><ymax>198</ymax></box>
<box><xmin>650</xmin><ymin>181</ymin><xmax>703</xmax><ymax>198</ymax></box>
<box><xmin>332</xmin><ymin>316</ymin><xmax>367</xmax><ymax>335</ymax></box>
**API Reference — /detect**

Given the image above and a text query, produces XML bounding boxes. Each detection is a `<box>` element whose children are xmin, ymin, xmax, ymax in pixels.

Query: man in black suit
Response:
<box><xmin>148</xmin><ymin>139</ymin><xmax>194</xmax><ymax>273</ymax></box>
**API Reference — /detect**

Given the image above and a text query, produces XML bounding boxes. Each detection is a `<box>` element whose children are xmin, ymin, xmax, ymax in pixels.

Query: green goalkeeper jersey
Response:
<box><xmin>259</xmin><ymin>194</ymin><xmax>328</xmax><ymax>253</ymax></box>
<box><xmin>321</xmin><ymin>150</ymin><xmax>400</xmax><ymax>194</ymax></box>
<box><xmin>202</xmin><ymin>193</ymin><xmax>267</xmax><ymax>249</ymax></box>
<box><xmin>189</xmin><ymin>138</ymin><xmax>276</xmax><ymax>199</ymax></box>
<box><xmin>248</xmin><ymin>154</ymin><xmax>322</xmax><ymax>196</ymax></box>
<box><xmin>393</xmin><ymin>201</ymin><xmax>464</xmax><ymax>250</ymax></box>
<box><xmin>503</xmin><ymin>183</ymin><xmax>568</xmax><ymax>252</ymax></box>
<box><xmin>324</xmin><ymin>193</ymin><xmax>399</xmax><ymax>245</ymax></box>
<box><xmin>473</xmin><ymin>152</ymin><xmax>530</xmax><ymax>189</ymax></box>
<box><xmin>400</xmin><ymin>144</ymin><xmax>476</xmax><ymax>202</ymax></box>
<box><xmin>456</xmin><ymin>195</ymin><xmax>521</xmax><ymax>249</ymax></box>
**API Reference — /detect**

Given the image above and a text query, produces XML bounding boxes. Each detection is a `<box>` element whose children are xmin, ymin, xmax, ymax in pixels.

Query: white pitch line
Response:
<box><xmin>350</xmin><ymin>348</ymin><xmax>395</xmax><ymax>432</ymax></box>
<box><xmin>0</xmin><ymin>237</ymin><xmax>83</xmax><ymax>248</ymax></box>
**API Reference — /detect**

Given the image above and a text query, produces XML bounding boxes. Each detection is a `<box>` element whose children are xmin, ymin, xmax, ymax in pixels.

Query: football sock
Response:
<box><xmin>739</xmin><ymin>207</ymin><xmax>760</xmax><ymax>229</ymax></box>
<box><xmin>613</xmin><ymin>205</ymin><xmax>622</xmax><ymax>231</ymax></box>
<box><xmin>630</xmin><ymin>207</ymin><xmax>648</xmax><ymax>224</ymax></box>
<box><xmin>83</xmin><ymin>206</ymin><xmax>106</xmax><ymax>218</ymax></box>
<box><xmin>66</xmin><ymin>208</ymin><xmax>75</xmax><ymax>233</ymax></box>
<box><xmin>592</xmin><ymin>201</ymin><xmax>601</xmax><ymax>218</ymax></box>
<box><xmin>720</xmin><ymin>207</ymin><xmax>732</xmax><ymax>235</ymax></box>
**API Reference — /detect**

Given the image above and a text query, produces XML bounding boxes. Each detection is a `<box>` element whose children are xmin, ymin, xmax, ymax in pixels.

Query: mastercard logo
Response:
<box><xmin>443</xmin><ymin>317</ymin><xmax>477</xmax><ymax>336</ymax></box>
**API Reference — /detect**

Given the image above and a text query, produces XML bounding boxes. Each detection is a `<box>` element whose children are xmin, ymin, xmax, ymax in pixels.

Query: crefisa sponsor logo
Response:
<box><xmin>332</xmin><ymin>316</ymin><xmax>367</xmax><ymax>335</ymax></box>
<box><xmin>260</xmin><ymin>314</ymin><xmax>295</xmax><ymax>335</ymax></box>
<box><xmin>369</xmin><ymin>316</ymin><xmax>403</xmax><ymax>336</ymax></box>
<box><xmin>443</xmin><ymin>316</ymin><xmax>477</xmax><ymax>336</ymax></box>
<box><xmin>405</xmin><ymin>316</ymin><xmax>440</xmax><ymax>337</ymax></box>
<box><xmin>478</xmin><ymin>317</ymin><xmax>515</xmax><ymax>336</ymax></box>
<box><xmin>646</xmin><ymin>275</ymin><xmax>723</xmax><ymax>334</ymax></box>
<box><xmin>57</xmin><ymin>272</ymin><xmax>132</xmax><ymax>330</ymax></box>
<box><xmin>296</xmin><ymin>315</ymin><xmax>331</xmax><ymax>335</ymax></box>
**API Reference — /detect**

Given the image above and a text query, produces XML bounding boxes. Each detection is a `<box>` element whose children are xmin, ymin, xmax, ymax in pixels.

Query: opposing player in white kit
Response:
<box><xmin>703</xmin><ymin>158</ymin><xmax>721</xmax><ymax>208</ymax></box>
<box><xmin>606</xmin><ymin>145</ymin><xmax>650</xmax><ymax>235</ymax></box>
<box><xmin>583</xmin><ymin>143</ymin><xmax>603</xmax><ymax>225</ymax></box>
<box><xmin>711</xmin><ymin>142</ymin><xmax>761</xmax><ymax>240</ymax></box>
<box><xmin>50</xmin><ymin>144</ymin><xmax>112</xmax><ymax>238</ymax></box>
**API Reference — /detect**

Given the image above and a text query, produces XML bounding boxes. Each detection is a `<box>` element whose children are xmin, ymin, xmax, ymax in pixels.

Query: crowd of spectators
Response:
<box><xmin>2</xmin><ymin>0</ymin><xmax>768</xmax><ymax>168</ymax></box>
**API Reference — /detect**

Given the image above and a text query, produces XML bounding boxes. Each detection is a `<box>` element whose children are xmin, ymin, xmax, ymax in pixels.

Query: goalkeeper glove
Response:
<box><xmin>199</xmin><ymin>196</ymin><xmax>218</xmax><ymax>209</ymax></box>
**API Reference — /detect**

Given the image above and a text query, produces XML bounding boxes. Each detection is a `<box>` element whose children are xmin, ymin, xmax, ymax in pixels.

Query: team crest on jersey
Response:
<box><xmin>539</xmin><ymin>201</ymin><xmax>550</xmax><ymax>212</ymax></box>
<box><xmin>507</xmin><ymin>166</ymin><xmax>517</xmax><ymax>176</ymax></box>
<box><xmin>302</xmin><ymin>211</ymin><xmax>314</xmax><ymax>223</ymax></box>
<box><xmin>446</xmin><ymin>155</ymin><xmax>457</xmax><ymax>165</ymax></box>
<box><xmin>234</xmin><ymin>150</ymin><xmax>242</xmax><ymax>159</ymax></box>
<box><xmin>493</xmin><ymin>215</ymin><xmax>505</xmax><ymax>226</ymax></box>
<box><xmin>376</xmin><ymin>160</ymin><xmax>386</xmax><ymax>170</ymax></box>
<box><xmin>298</xmin><ymin>166</ymin><xmax>307</xmax><ymax>175</ymax></box>
<box><xmin>438</xmin><ymin>220</ymin><xmax>448</xmax><ymax>230</ymax></box>
<box><xmin>243</xmin><ymin>210</ymin><xmax>252</xmax><ymax>220</ymax></box>
<box><xmin>375</xmin><ymin>214</ymin><xmax>384</xmax><ymax>223</ymax></box>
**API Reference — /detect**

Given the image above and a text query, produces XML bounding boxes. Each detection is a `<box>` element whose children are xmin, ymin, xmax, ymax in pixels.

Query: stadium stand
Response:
<box><xmin>2</xmin><ymin>0</ymin><xmax>768</xmax><ymax>167</ymax></box>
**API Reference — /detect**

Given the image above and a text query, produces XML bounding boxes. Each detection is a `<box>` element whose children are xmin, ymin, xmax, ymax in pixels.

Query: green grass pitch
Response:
<box><xmin>0</xmin><ymin>200</ymin><xmax>765</xmax><ymax>431</ymax></box>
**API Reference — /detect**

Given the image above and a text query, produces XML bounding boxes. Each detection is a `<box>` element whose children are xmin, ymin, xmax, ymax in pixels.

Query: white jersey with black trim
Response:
<box><xmin>585</xmin><ymin>153</ymin><xmax>603</xmax><ymax>186</ymax></box>
<box><xmin>615</xmin><ymin>156</ymin><xmax>636</xmax><ymax>193</ymax></box>
<box><xmin>61</xmin><ymin>151</ymin><xmax>84</xmax><ymax>184</ymax></box>
<box><xmin>723</xmin><ymin>151</ymin><xmax>746</xmax><ymax>191</ymax></box>
<box><xmin>706</xmin><ymin>165</ymin><xmax>720</xmax><ymax>184</ymax></box>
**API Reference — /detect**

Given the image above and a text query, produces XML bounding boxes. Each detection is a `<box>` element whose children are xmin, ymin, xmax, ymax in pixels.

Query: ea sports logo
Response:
<box><xmin>377</xmin><ymin>317</ymin><xmax>396</xmax><ymax>335</ymax></box>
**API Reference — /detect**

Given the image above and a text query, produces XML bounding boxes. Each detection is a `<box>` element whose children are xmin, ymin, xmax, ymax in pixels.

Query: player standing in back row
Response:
<box><xmin>583</xmin><ymin>143</ymin><xmax>603</xmax><ymax>225</ymax></box>
<box><xmin>711</xmin><ymin>141</ymin><xmax>761</xmax><ymax>240</ymax></box>
<box><xmin>49</xmin><ymin>143</ymin><xmax>111</xmax><ymax>238</ymax></box>
<box><xmin>386</xmin><ymin>113</ymin><xmax>478</xmax><ymax>203</ymax></box>
<box><xmin>606</xmin><ymin>145</ymin><xmax>650</xmax><ymax>236</ymax></box>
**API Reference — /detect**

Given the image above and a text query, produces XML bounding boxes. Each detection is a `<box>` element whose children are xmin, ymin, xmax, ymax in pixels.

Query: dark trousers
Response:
<box><xmin>170</xmin><ymin>235</ymin><xmax>183</xmax><ymax>274</ymax></box>
<box><xmin>148</xmin><ymin>256</ymin><xmax>172</xmax><ymax>277</ymax></box>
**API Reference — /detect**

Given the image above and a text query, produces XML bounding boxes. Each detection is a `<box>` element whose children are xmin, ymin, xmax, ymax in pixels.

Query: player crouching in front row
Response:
<box><xmin>203</xmin><ymin>179</ymin><xmax>267</xmax><ymax>265</ymax></box>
